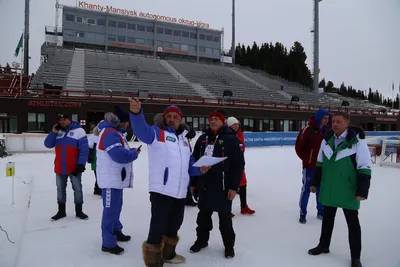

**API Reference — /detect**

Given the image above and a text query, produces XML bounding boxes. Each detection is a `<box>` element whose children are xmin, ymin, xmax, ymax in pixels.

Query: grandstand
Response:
<box><xmin>30</xmin><ymin>47</ymin><xmax>380</xmax><ymax>109</ymax></box>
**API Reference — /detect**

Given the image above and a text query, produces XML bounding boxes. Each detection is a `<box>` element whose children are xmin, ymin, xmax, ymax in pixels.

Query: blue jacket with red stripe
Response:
<box><xmin>44</xmin><ymin>121</ymin><xmax>89</xmax><ymax>175</ymax></box>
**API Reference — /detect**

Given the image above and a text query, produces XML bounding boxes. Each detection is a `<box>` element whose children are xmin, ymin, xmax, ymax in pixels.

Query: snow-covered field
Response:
<box><xmin>0</xmin><ymin>144</ymin><xmax>399</xmax><ymax>267</ymax></box>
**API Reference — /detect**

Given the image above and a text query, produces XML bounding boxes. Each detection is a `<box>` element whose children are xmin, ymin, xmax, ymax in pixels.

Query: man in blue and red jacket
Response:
<box><xmin>295</xmin><ymin>109</ymin><xmax>331</xmax><ymax>224</ymax></box>
<box><xmin>44</xmin><ymin>114</ymin><xmax>89</xmax><ymax>221</ymax></box>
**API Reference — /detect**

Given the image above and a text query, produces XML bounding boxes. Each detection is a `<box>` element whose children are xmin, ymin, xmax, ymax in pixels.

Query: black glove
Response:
<box><xmin>71</xmin><ymin>164</ymin><xmax>86</xmax><ymax>176</ymax></box>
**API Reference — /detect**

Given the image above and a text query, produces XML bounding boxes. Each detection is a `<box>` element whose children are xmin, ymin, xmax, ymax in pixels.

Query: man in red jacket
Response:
<box><xmin>295</xmin><ymin>109</ymin><xmax>330</xmax><ymax>224</ymax></box>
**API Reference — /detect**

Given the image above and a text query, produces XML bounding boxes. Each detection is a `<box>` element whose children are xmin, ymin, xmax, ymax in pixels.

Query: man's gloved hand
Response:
<box><xmin>72</xmin><ymin>164</ymin><xmax>86</xmax><ymax>176</ymax></box>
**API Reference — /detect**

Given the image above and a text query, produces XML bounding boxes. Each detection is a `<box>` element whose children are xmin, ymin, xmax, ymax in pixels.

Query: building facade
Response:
<box><xmin>61</xmin><ymin>5</ymin><xmax>223</xmax><ymax>61</ymax></box>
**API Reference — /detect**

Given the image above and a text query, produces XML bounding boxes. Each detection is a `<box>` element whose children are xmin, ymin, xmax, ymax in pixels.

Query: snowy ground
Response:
<box><xmin>0</xmin><ymin>144</ymin><xmax>399</xmax><ymax>267</ymax></box>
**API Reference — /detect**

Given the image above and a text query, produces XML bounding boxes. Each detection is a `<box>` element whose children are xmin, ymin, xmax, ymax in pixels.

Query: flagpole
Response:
<box><xmin>20</xmin><ymin>43</ymin><xmax>23</xmax><ymax>95</ymax></box>
<box><xmin>392</xmin><ymin>82</ymin><xmax>394</xmax><ymax>110</ymax></box>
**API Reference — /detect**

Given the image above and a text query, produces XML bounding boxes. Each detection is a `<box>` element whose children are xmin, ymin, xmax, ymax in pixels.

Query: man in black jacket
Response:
<box><xmin>190</xmin><ymin>108</ymin><xmax>245</xmax><ymax>258</ymax></box>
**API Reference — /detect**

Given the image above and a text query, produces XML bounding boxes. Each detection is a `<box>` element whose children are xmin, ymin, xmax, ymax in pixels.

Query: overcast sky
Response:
<box><xmin>0</xmin><ymin>0</ymin><xmax>399</xmax><ymax>98</ymax></box>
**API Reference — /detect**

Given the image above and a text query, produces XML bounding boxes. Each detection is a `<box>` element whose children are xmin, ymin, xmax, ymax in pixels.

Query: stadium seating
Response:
<box><xmin>29</xmin><ymin>47</ymin><xmax>380</xmax><ymax>109</ymax></box>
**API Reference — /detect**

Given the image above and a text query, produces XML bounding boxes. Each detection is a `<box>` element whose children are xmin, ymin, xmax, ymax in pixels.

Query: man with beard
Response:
<box><xmin>190</xmin><ymin>108</ymin><xmax>245</xmax><ymax>258</ymax></box>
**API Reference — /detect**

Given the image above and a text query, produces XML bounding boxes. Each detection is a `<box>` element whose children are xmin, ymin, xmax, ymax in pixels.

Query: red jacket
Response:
<box><xmin>235</xmin><ymin>129</ymin><xmax>247</xmax><ymax>186</ymax></box>
<box><xmin>295</xmin><ymin>118</ymin><xmax>325</xmax><ymax>169</ymax></box>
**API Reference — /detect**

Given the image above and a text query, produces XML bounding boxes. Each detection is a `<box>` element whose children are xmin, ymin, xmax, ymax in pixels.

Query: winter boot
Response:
<box><xmin>351</xmin><ymin>259</ymin><xmax>362</xmax><ymax>267</ymax></box>
<box><xmin>189</xmin><ymin>241</ymin><xmax>208</xmax><ymax>253</ymax></box>
<box><xmin>241</xmin><ymin>205</ymin><xmax>255</xmax><ymax>215</ymax></box>
<box><xmin>75</xmin><ymin>204</ymin><xmax>89</xmax><ymax>220</ymax></box>
<box><xmin>114</xmin><ymin>231</ymin><xmax>131</xmax><ymax>242</ymax></box>
<box><xmin>142</xmin><ymin>241</ymin><xmax>164</xmax><ymax>267</ymax></box>
<box><xmin>101</xmin><ymin>244</ymin><xmax>124</xmax><ymax>255</ymax></box>
<box><xmin>308</xmin><ymin>245</ymin><xmax>330</xmax><ymax>255</ymax></box>
<box><xmin>317</xmin><ymin>211</ymin><xmax>324</xmax><ymax>220</ymax></box>
<box><xmin>51</xmin><ymin>203</ymin><xmax>66</xmax><ymax>221</ymax></box>
<box><xmin>163</xmin><ymin>235</ymin><xmax>185</xmax><ymax>264</ymax></box>
<box><xmin>225</xmin><ymin>247</ymin><xmax>235</xmax><ymax>258</ymax></box>
<box><xmin>299</xmin><ymin>212</ymin><xmax>307</xmax><ymax>224</ymax></box>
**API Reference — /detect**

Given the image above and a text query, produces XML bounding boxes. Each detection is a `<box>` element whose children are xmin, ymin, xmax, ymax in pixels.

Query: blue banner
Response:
<box><xmin>243</xmin><ymin>131</ymin><xmax>400</xmax><ymax>147</ymax></box>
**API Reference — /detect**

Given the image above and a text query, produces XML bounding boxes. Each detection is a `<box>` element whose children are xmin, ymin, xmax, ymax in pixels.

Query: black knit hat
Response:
<box><xmin>113</xmin><ymin>105</ymin><xmax>130</xmax><ymax>123</ymax></box>
<box><xmin>58</xmin><ymin>113</ymin><xmax>71</xmax><ymax>120</ymax></box>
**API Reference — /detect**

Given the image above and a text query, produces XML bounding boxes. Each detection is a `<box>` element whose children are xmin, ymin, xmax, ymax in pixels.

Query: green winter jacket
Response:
<box><xmin>91</xmin><ymin>145</ymin><xmax>97</xmax><ymax>171</ymax></box>
<box><xmin>311</xmin><ymin>127</ymin><xmax>371</xmax><ymax>210</ymax></box>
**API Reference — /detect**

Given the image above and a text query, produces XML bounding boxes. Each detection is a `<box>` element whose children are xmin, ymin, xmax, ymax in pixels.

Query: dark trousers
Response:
<box><xmin>147</xmin><ymin>192</ymin><xmax>186</xmax><ymax>245</ymax></box>
<box><xmin>101</xmin><ymin>188</ymin><xmax>123</xmax><ymax>248</ymax></box>
<box><xmin>195</xmin><ymin>209</ymin><xmax>235</xmax><ymax>248</ymax></box>
<box><xmin>319</xmin><ymin>206</ymin><xmax>362</xmax><ymax>259</ymax></box>
<box><xmin>94</xmin><ymin>171</ymin><xmax>100</xmax><ymax>192</ymax></box>
<box><xmin>239</xmin><ymin>185</ymin><xmax>247</xmax><ymax>208</ymax></box>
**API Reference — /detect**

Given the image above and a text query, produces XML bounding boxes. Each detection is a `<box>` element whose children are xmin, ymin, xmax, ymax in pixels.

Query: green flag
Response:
<box><xmin>14</xmin><ymin>33</ymin><xmax>23</xmax><ymax>57</ymax></box>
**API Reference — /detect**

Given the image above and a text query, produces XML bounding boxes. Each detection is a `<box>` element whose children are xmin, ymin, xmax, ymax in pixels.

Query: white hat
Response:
<box><xmin>227</xmin><ymin>117</ymin><xmax>239</xmax><ymax>127</ymax></box>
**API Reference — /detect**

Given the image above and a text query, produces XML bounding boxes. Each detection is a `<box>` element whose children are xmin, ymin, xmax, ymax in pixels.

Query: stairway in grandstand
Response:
<box><xmin>65</xmin><ymin>48</ymin><xmax>85</xmax><ymax>93</ymax></box>
<box><xmin>159</xmin><ymin>60</ymin><xmax>215</xmax><ymax>99</ymax></box>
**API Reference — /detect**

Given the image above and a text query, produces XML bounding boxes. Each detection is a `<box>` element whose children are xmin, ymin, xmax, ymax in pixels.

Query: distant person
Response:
<box><xmin>129</xmin><ymin>98</ymin><xmax>208</xmax><ymax>267</ymax></box>
<box><xmin>226</xmin><ymin>117</ymin><xmax>255</xmax><ymax>216</ymax></box>
<box><xmin>88</xmin><ymin>124</ymin><xmax>101</xmax><ymax>195</ymax></box>
<box><xmin>190</xmin><ymin>108</ymin><xmax>245</xmax><ymax>259</ymax></box>
<box><xmin>96</xmin><ymin>106</ymin><xmax>140</xmax><ymax>255</ymax></box>
<box><xmin>295</xmin><ymin>109</ymin><xmax>330</xmax><ymax>224</ymax></box>
<box><xmin>44</xmin><ymin>114</ymin><xmax>89</xmax><ymax>221</ymax></box>
<box><xmin>308</xmin><ymin>112</ymin><xmax>371</xmax><ymax>267</ymax></box>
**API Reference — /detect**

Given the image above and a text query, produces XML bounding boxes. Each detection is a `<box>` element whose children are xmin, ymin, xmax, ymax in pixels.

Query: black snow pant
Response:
<box><xmin>94</xmin><ymin>171</ymin><xmax>100</xmax><ymax>193</ymax></box>
<box><xmin>195</xmin><ymin>209</ymin><xmax>235</xmax><ymax>249</ymax></box>
<box><xmin>239</xmin><ymin>184</ymin><xmax>247</xmax><ymax>209</ymax></box>
<box><xmin>147</xmin><ymin>192</ymin><xmax>186</xmax><ymax>245</ymax></box>
<box><xmin>319</xmin><ymin>205</ymin><xmax>362</xmax><ymax>259</ymax></box>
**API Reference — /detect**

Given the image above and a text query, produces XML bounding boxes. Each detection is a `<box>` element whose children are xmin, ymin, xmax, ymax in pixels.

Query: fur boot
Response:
<box><xmin>163</xmin><ymin>235</ymin><xmax>186</xmax><ymax>264</ymax></box>
<box><xmin>142</xmin><ymin>241</ymin><xmax>164</xmax><ymax>267</ymax></box>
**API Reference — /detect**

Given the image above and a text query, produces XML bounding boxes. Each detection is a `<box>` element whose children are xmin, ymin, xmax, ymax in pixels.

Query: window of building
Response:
<box><xmin>76</xmin><ymin>31</ymin><xmax>85</xmax><ymax>38</ymax></box>
<box><xmin>136</xmin><ymin>38</ymin><xmax>145</xmax><ymax>44</ymax></box>
<box><xmin>262</xmin><ymin>119</ymin><xmax>275</xmax><ymax>131</ymax></box>
<box><xmin>137</xmin><ymin>25</ymin><xmax>146</xmax><ymax>31</ymax></box>
<box><xmin>127</xmin><ymin>36</ymin><xmax>135</xmax><ymax>43</ymax></box>
<box><xmin>157</xmin><ymin>27</ymin><xmax>164</xmax><ymax>34</ymax></box>
<box><xmin>181</xmin><ymin>44</ymin><xmax>189</xmax><ymax>51</ymax></box>
<box><xmin>146</xmin><ymin>39</ymin><xmax>154</xmax><ymax>46</ymax></box>
<box><xmin>199</xmin><ymin>46</ymin><xmax>205</xmax><ymax>53</ymax></box>
<box><xmin>199</xmin><ymin>34</ymin><xmax>205</xmax><ymax>40</ymax></box>
<box><xmin>172</xmin><ymin>43</ymin><xmax>180</xmax><ymax>49</ymax></box>
<box><xmin>76</xmin><ymin>16</ymin><xmax>84</xmax><ymax>23</ymax></box>
<box><xmin>108</xmin><ymin>35</ymin><xmax>116</xmax><ymax>42</ymax></box>
<box><xmin>28</xmin><ymin>113</ymin><xmax>45</xmax><ymax>131</ymax></box>
<box><xmin>86</xmin><ymin>18</ymin><xmax>96</xmax><ymax>25</ymax></box>
<box><xmin>10</xmin><ymin>115</ymin><xmax>18</xmax><ymax>133</ymax></box>
<box><xmin>128</xmin><ymin>23</ymin><xmax>136</xmax><ymax>30</ymax></box>
<box><xmin>97</xmin><ymin>18</ymin><xmax>106</xmax><ymax>26</ymax></box>
<box><xmin>190</xmin><ymin>32</ymin><xmax>197</xmax><ymax>39</ymax></box>
<box><xmin>108</xmin><ymin>20</ymin><xmax>117</xmax><ymax>27</ymax></box>
<box><xmin>72</xmin><ymin>114</ymin><xmax>78</xmax><ymax>122</ymax></box>
<box><xmin>242</xmin><ymin>118</ymin><xmax>254</xmax><ymax>131</ymax></box>
<box><xmin>173</xmin><ymin>30</ymin><xmax>181</xmax><ymax>36</ymax></box>
<box><xmin>117</xmin><ymin>35</ymin><xmax>126</xmax><ymax>42</ymax></box>
<box><xmin>213</xmin><ymin>48</ymin><xmax>220</xmax><ymax>55</ymax></box>
<box><xmin>181</xmin><ymin>31</ymin><xmax>189</xmax><ymax>38</ymax></box>
<box><xmin>189</xmin><ymin>45</ymin><xmax>196</xmax><ymax>52</ymax></box>
<box><xmin>155</xmin><ymin>40</ymin><xmax>162</xmax><ymax>47</ymax></box>
<box><xmin>214</xmin><ymin>36</ymin><xmax>220</xmax><ymax>42</ymax></box>
<box><xmin>118</xmin><ymin>21</ymin><xmax>126</xmax><ymax>29</ymax></box>
<box><xmin>65</xmin><ymin>14</ymin><xmax>74</xmax><ymax>22</ymax></box>
<box><xmin>205</xmin><ymin>47</ymin><xmax>213</xmax><ymax>54</ymax></box>
<box><xmin>164</xmin><ymin>28</ymin><xmax>173</xmax><ymax>35</ymax></box>
<box><xmin>199</xmin><ymin>117</ymin><xmax>205</xmax><ymax>131</ymax></box>
<box><xmin>146</xmin><ymin>26</ymin><xmax>154</xmax><ymax>32</ymax></box>
<box><xmin>282</xmin><ymin>120</ymin><xmax>289</xmax><ymax>132</ymax></box>
<box><xmin>64</xmin><ymin>29</ymin><xmax>74</xmax><ymax>37</ymax></box>
<box><xmin>206</xmin><ymin>35</ymin><xmax>213</xmax><ymax>41</ymax></box>
<box><xmin>163</xmin><ymin>42</ymin><xmax>172</xmax><ymax>48</ymax></box>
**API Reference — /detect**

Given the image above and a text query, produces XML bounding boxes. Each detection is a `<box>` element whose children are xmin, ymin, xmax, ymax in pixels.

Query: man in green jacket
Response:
<box><xmin>308</xmin><ymin>112</ymin><xmax>371</xmax><ymax>267</ymax></box>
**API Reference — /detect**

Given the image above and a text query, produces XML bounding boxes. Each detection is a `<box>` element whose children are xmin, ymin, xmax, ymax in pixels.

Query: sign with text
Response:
<box><xmin>6</xmin><ymin>162</ymin><xmax>15</xmax><ymax>177</ymax></box>
<box><xmin>77</xmin><ymin>1</ymin><xmax>211</xmax><ymax>29</ymax></box>
<box><xmin>28</xmin><ymin>100</ymin><xmax>82</xmax><ymax>108</ymax></box>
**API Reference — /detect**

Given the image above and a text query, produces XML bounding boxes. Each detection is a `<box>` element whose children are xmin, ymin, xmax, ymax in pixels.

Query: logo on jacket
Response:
<box><xmin>166</xmin><ymin>136</ymin><xmax>176</xmax><ymax>142</ymax></box>
<box><xmin>219</xmin><ymin>140</ymin><xmax>224</xmax><ymax>145</ymax></box>
<box><xmin>69</xmin><ymin>132</ymin><xmax>74</xmax><ymax>136</ymax></box>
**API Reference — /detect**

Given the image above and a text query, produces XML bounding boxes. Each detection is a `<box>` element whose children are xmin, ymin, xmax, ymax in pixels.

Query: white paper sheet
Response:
<box><xmin>192</xmin><ymin>156</ymin><xmax>228</xmax><ymax>167</ymax></box>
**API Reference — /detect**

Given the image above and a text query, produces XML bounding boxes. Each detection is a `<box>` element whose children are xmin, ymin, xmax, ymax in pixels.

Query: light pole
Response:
<box><xmin>312</xmin><ymin>0</ymin><xmax>321</xmax><ymax>92</ymax></box>
<box><xmin>231</xmin><ymin>0</ymin><xmax>235</xmax><ymax>64</ymax></box>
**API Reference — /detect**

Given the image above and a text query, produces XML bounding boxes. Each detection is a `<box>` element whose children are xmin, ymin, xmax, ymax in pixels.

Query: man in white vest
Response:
<box><xmin>96</xmin><ymin>106</ymin><xmax>140</xmax><ymax>255</ymax></box>
<box><xmin>129</xmin><ymin>98</ymin><xmax>209</xmax><ymax>267</ymax></box>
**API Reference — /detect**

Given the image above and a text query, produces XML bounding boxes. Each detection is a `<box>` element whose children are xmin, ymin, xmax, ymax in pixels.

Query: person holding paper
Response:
<box><xmin>190</xmin><ymin>108</ymin><xmax>245</xmax><ymax>259</ymax></box>
<box><xmin>129</xmin><ymin>98</ymin><xmax>209</xmax><ymax>267</ymax></box>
